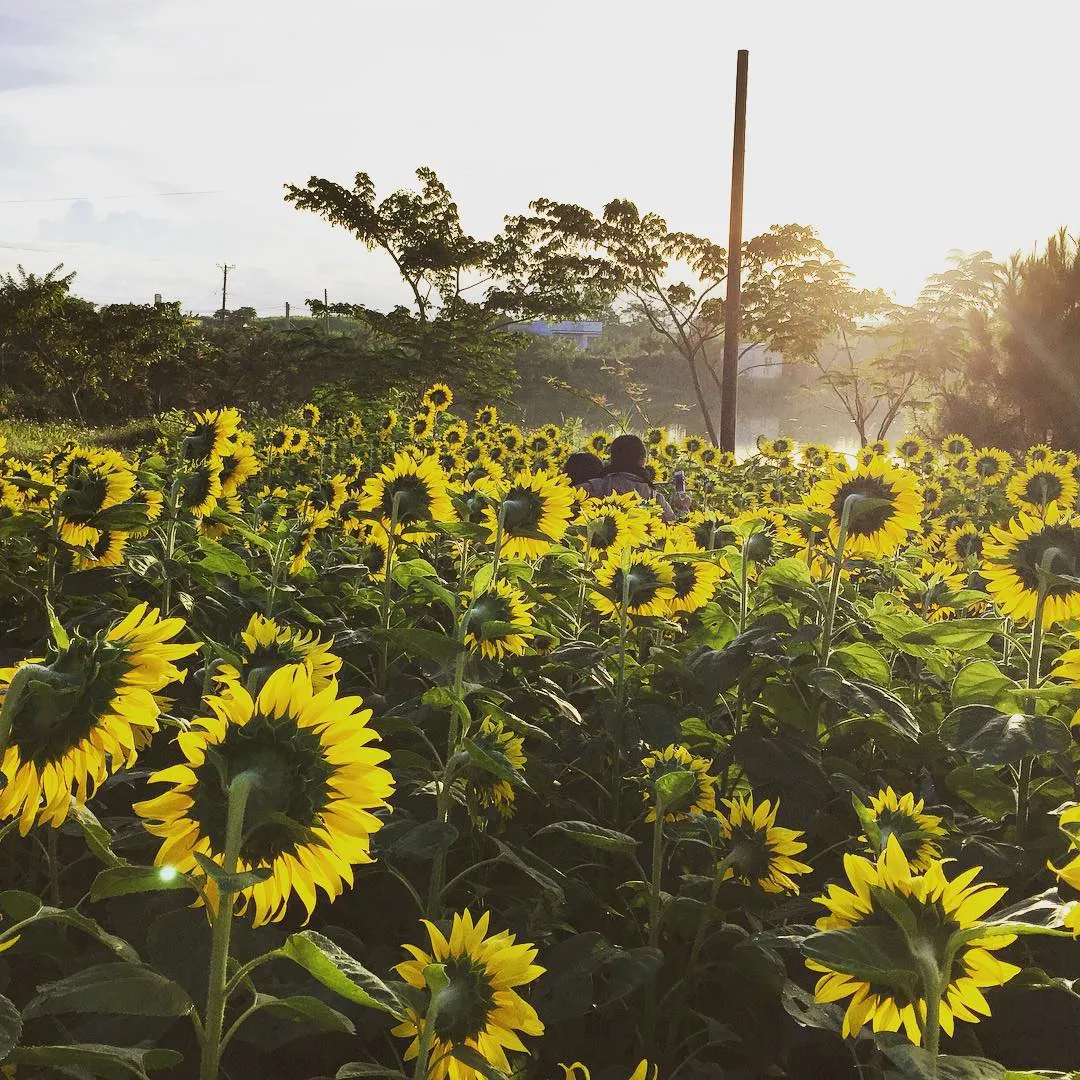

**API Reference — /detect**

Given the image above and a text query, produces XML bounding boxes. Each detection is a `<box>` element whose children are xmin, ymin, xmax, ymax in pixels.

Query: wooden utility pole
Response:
<box><xmin>217</xmin><ymin>263</ymin><xmax>235</xmax><ymax>325</ymax></box>
<box><xmin>324</xmin><ymin>288</ymin><xmax>330</xmax><ymax>336</ymax></box>
<box><xmin>719</xmin><ymin>50</ymin><xmax>749</xmax><ymax>453</ymax></box>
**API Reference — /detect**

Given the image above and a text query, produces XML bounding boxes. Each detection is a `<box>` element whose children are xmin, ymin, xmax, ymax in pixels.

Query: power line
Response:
<box><xmin>217</xmin><ymin>262</ymin><xmax>235</xmax><ymax>324</ymax></box>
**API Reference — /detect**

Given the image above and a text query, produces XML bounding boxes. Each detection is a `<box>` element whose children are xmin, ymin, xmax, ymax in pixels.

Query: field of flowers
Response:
<box><xmin>1</xmin><ymin>386</ymin><xmax>1080</xmax><ymax>1080</ymax></box>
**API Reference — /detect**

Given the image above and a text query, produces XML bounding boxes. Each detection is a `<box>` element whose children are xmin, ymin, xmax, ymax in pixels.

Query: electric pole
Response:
<box><xmin>719</xmin><ymin>50</ymin><xmax>748</xmax><ymax>453</ymax></box>
<box><xmin>217</xmin><ymin>263</ymin><xmax>235</xmax><ymax>325</ymax></box>
<box><xmin>324</xmin><ymin>288</ymin><xmax>330</xmax><ymax>337</ymax></box>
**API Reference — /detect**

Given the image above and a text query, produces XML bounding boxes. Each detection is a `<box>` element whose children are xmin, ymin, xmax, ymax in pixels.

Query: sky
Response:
<box><xmin>0</xmin><ymin>0</ymin><xmax>1077</xmax><ymax>316</ymax></box>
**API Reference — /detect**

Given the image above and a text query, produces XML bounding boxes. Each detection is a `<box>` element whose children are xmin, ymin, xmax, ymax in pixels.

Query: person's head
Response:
<box><xmin>564</xmin><ymin>451</ymin><xmax>604</xmax><ymax>486</ymax></box>
<box><xmin>608</xmin><ymin>434</ymin><xmax>648</xmax><ymax>474</ymax></box>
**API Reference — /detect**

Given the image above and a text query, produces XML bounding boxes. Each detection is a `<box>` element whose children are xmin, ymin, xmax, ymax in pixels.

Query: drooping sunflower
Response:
<box><xmin>184</xmin><ymin>407</ymin><xmax>241</xmax><ymax>460</ymax></box>
<box><xmin>1005</xmin><ymin>461</ymin><xmax>1077</xmax><ymax>515</ymax></box>
<box><xmin>0</xmin><ymin>604</ymin><xmax>200</xmax><ymax>834</ymax></box>
<box><xmin>640</xmin><ymin>744</ymin><xmax>716</xmax><ymax>822</ymax></box>
<box><xmin>463</xmin><ymin>580</ymin><xmax>536</xmax><ymax>661</ymax></box>
<box><xmin>178</xmin><ymin>457</ymin><xmax>223</xmax><ymax>518</ymax></box>
<box><xmin>860</xmin><ymin>787</ymin><xmax>946</xmax><ymax>873</ymax></box>
<box><xmin>359</xmin><ymin>452</ymin><xmax>456</xmax><ymax>541</ymax></box>
<box><xmin>664</xmin><ymin>553</ymin><xmax>723</xmax><ymax>615</ymax></box>
<box><xmin>135</xmin><ymin>667</ymin><xmax>393</xmax><ymax>925</ymax></box>
<box><xmin>982</xmin><ymin>503</ymin><xmax>1080</xmax><ymax>625</ymax></box>
<box><xmin>215</xmin><ymin>613</ymin><xmax>342</xmax><ymax>694</ymax></box>
<box><xmin>55</xmin><ymin>453</ymin><xmax>137</xmax><ymax>547</ymax></box>
<box><xmin>423</xmin><ymin>383</ymin><xmax>453</xmax><ymax>413</ymax></box>
<box><xmin>463</xmin><ymin>717</ymin><xmax>526</xmax><ymax>817</ymax></box>
<box><xmin>806</xmin><ymin>456</ymin><xmax>923</xmax><ymax>558</ymax></box>
<box><xmin>288</xmin><ymin>507</ymin><xmax>332</xmax><ymax>576</ymax></box>
<box><xmin>592</xmin><ymin>550</ymin><xmax>676</xmax><ymax>619</ymax></box>
<box><xmin>909</xmin><ymin>558</ymin><xmax>967</xmax><ymax>621</ymax></box>
<box><xmin>74</xmin><ymin>528</ymin><xmax>128</xmax><ymax>569</ymax></box>
<box><xmin>807</xmin><ymin>836</ymin><xmax>1020</xmax><ymax>1043</ymax></box>
<box><xmin>218</xmin><ymin>443</ymin><xmax>261</xmax><ymax>496</ymax></box>
<box><xmin>717</xmin><ymin>794</ymin><xmax>812</xmax><ymax>894</ymax></box>
<box><xmin>482</xmin><ymin>470</ymin><xmax>575</xmax><ymax>560</ymax></box>
<box><xmin>392</xmin><ymin>909</ymin><xmax>544</xmax><ymax>1080</ymax></box>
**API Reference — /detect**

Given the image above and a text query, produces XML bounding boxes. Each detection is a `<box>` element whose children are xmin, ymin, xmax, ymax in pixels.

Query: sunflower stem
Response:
<box><xmin>160</xmin><ymin>476</ymin><xmax>183</xmax><ymax>618</ymax></box>
<box><xmin>819</xmin><ymin>495</ymin><xmax>857</xmax><ymax>667</ymax></box>
<box><xmin>199</xmin><ymin>770</ymin><xmax>255</xmax><ymax>1080</ymax></box>
<box><xmin>264</xmin><ymin>536</ymin><xmax>288</xmax><ymax>617</ymax></box>
<box><xmin>738</xmin><ymin>535</ymin><xmax>750</xmax><ymax>636</ymax></box>
<box><xmin>647</xmin><ymin>808</ymin><xmax>665</xmax><ymax>950</ymax></box>
<box><xmin>1016</xmin><ymin>552</ymin><xmax>1054</xmax><ymax>842</ymax></box>
<box><xmin>377</xmin><ymin>494</ymin><xmax>403</xmax><ymax>692</ymax></box>
<box><xmin>686</xmin><ymin>852</ymin><xmax>738</xmax><ymax>975</ymax></box>
<box><xmin>916</xmin><ymin>957</ymin><xmax>942</xmax><ymax>1074</ymax></box>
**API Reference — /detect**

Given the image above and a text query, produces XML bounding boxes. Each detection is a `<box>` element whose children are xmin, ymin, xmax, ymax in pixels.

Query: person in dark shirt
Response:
<box><xmin>583</xmin><ymin>435</ymin><xmax>678</xmax><ymax>520</ymax></box>
<box><xmin>563</xmin><ymin>451</ymin><xmax>604</xmax><ymax>487</ymax></box>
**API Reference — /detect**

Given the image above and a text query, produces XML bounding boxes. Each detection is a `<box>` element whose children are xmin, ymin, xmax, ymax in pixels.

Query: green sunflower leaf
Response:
<box><xmin>280</xmin><ymin>930</ymin><xmax>405</xmax><ymax>1017</ymax></box>
<box><xmin>449</xmin><ymin>1045</ymin><xmax>511</xmax><ymax>1080</ymax></box>
<box><xmin>460</xmin><ymin>736</ymin><xmax>528</xmax><ymax>789</ymax></box>
<box><xmin>6</xmin><ymin>1044</ymin><xmax>183</xmax><ymax>1079</ymax></box>
<box><xmin>89</xmin><ymin>865</ymin><xmax>196</xmax><ymax>901</ymax></box>
<box><xmin>534</xmin><ymin>820</ymin><xmax>639</xmax><ymax>856</ymax></box>
<box><xmin>800</xmin><ymin>926</ymin><xmax>920</xmax><ymax>999</ymax></box>
<box><xmin>22</xmin><ymin>962</ymin><xmax>194</xmax><ymax>1018</ymax></box>
<box><xmin>876</xmin><ymin>1033</ymin><xmax>1006</xmax><ymax>1079</ymax></box>
<box><xmin>939</xmin><ymin>706</ymin><xmax>1071</xmax><ymax>766</ymax></box>
<box><xmin>336</xmin><ymin>1065</ymin><xmax>409</xmax><ymax>1079</ymax></box>
<box><xmin>0</xmin><ymin>993</ymin><xmax>21</xmax><ymax>1061</ymax></box>
<box><xmin>191</xmin><ymin>852</ymin><xmax>273</xmax><ymax>893</ymax></box>
<box><xmin>260</xmin><ymin>992</ymin><xmax>356</xmax><ymax>1033</ymax></box>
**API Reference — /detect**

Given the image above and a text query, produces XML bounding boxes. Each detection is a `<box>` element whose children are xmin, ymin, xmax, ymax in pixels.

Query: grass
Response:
<box><xmin>0</xmin><ymin>417</ymin><xmax>162</xmax><ymax>459</ymax></box>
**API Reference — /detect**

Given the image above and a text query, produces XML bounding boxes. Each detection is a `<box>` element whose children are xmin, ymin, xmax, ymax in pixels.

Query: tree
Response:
<box><xmin>505</xmin><ymin>198</ymin><xmax>862</xmax><ymax>444</ymax></box>
<box><xmin>807</xmin><ymin>252</ymin><xmax>1002</xmax><ymax>446</ymax></box>
<box><xmin>0</xmin><ymin>265</ymin><xmax>186</xmax><ymax>422</ymax></box>
<box><xmin>283</xmin><ymin>167</ymin><xmax>609</xmax><ymax>404</ymax></box>
<box><xmin>935</xmin><ymin>230</ymin><xmax>1080</xmax><ymax>450</ymax></box>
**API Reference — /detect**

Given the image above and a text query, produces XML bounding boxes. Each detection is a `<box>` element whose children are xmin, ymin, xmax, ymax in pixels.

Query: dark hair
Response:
<box><xmin>564</xmin><ymin>451</ymin><xmax>604</xmax><ymax>486</ymax></box>
<box><xmin>605</xmin><ymin>434</ymin><xmax>649</xmax><ymax>481</ymax></box>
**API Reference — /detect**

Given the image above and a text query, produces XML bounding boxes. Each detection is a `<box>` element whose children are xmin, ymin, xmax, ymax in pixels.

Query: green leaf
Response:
<box><xmin>946</xmin><ymin>765</ymin><xmax>1016</xmax><ymax>821</ymax></box>
<box><xmin>72</xmin><ymin>805</ymin><xmax>126</xmax><ymax>869</ymax></box>
<box><xmin>387</xmin><ymin>819</ymin><xmax>458</xmax><ymax>862</ymax></box>
<box><xmin>8</xmin><ymin>904</ymin><xmax>140</xmax><ymax>961</ymax></box>
<box><xmin>655</xmin><ymin>769</ymin><xmax>697</xmax><ymax>808</ymax></box>
<box><xmin>489</xmin><ymin>837</ymin><xmax>567</xmax><ymax>904</ymax></box>
<box><xmin>196</xmin><ymin>536</ymin><xmax>251</xmax><ymax>577</ymax></box>
<box><xmin>939</xmin><ymin>706</ymin><xmax>1071</xmax><ymax>766</ymax></box>
<box><xmin>281</xmin><ymin>930</ymin><xmax>404</xmax><ymax>1016</ymax></box>
<box><xmin>831</xmin><ymin>643</ymin><xmax>891</xmax><ymax>685</ymax></box>
<box><xmin>800</xmin><ymin>927</ymin><xmax>919</xmax><ymax>999</ymax></box>
<box><xmin>781</xmin><ymin>980</ymin><xmax>842</xmax><ymax>1033</ymax></box>
<box><xmin>336</xmin><ymin>1066</ymin><xmax>409</xmax><ymax>1079</ymax></box>
<box><xmin>262</xmin><ymin>993</ymin><xmax>355</xmax><ymax>1033</ymax></box>
<box><xmin>876</xmin><ymin>1032</ymin><xmax>1006</xmax><ymax>1079</ymax></box>
<box><xmin>0</xmin><ymin>890</ymin><xmax>41</xmax><ymax>922</ymax></box>
<box><xmin>23</xmin><ymin>962</ymin><xmax>194</xmax><ymax>1018</ymax></box>
<box><xmin>534</xmin><ymin>820</ymin><xmax>639</xmax><ymax>856</ymax></box>
<box><xmin>900</xmin><ymin>618</ymin><xmax>997</xmax><ymax>651</ymax></box>
<box><xmin>460</xmin><ymin>736</ymin><xmax>527</xmax><ymax>789</ymax></box>
<box><xmin>191</xmin><ymin>851</ymin><xmax>273</xmax><ymax>893</ymax></box>
<box><xmin>0</xmin><ymin>993</ymin><xmax>21</xmax><ymax>1062</ymax></box>
<box><xmin>90</xmin><ymin>865</ymin><xmax>195</xmax><ymax>902</ymax></box>
<box><xmin>952</xmin><ymin>660</ymin><xmax>1015</xmax><ymax>708</ymax></box>
<box><xmin>7</xmin><ymin>1044</ymin><xmax>183</xmax><ymax>1079</ymax></box>
<box><xmin>44</xmin><ymin>595</ymin><xmax>69</xmax><ymax>650</ymax></box>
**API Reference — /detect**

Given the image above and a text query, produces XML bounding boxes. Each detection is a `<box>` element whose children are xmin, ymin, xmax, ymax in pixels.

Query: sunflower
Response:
<box><xmin>475</xmin><ymin>405</ymin><xmax>499</xmax><ymax>429</ymax></box>
<box><xmin>0</xmin><ymin>604</ymin><xmax>200</xmax><ymax>835</ymax></box>
<box><xmin>74</xmin><ymin>528</ymin><xmax>128</xmax><ymax>569</ymax></box>
<box><xmin>587</xmin><ymin>432</ymin><xmax>610</xmax><ymax>456</ymax></box>
<box><xmin>482</xmin><ymin>470</ymin><xmax>574</xmax><ymax>560</ymax></box>
<box><xmin>982</xmin><ymin>503</ymin><xmax>1080</xmax><ymax>625</ymax></box>
<box><xmin>575</xmin><ymin>496</ymin><xmax>651</xmax><ymax>558</ymax></box>
<box><xmin>1005</xmin><ymin>461</ymin><xmax>1077</xmax><ymax>515</ymax></box>
<box><xmin>178</xmin><ymin>456</ymin><xmax>223</xmax><ymax>518</ymax></box>
<box><xmin>971</xmin><ymin>448</ymin><xmax>1012</xmax><ymax>484</ymax></box>
<box><xmin>941</xmin><ymin>433</ymin><xmax>974</xmax><ymax>458</ymax></box>
<box><xmin>894</xmin><ymin>437</ymin><xmax>924</xmax><ymax>464</ymax></box>
<box><xmin>360</xmin><ymin>452</ymin><xmax>456</xmax><ymax>541</ymax></box>
<box><xmin>592</xmin><ymin>550</ymin><xmax>676</xmax><ymax>619</ymax></box>
<box><xmin>500</xmin><ymin>425</ymin><xmax>524</xmax><ymax>453</ymax></box>
<box><xmin>640</xmin><ymin>744</ymin><xmax>716</xmax><ymax>822</ymax></box>
<box><xmin>423</xmin><ymin>383</ymin><xmax>454</xmax><ymax>413</ymax></box>
<box><xmin>410</xmin><ymin>411</ymin><xmax>435</xmax><ymax>440</ymax></box>
<box><xmin>806</xmin><ymin>456</ymin><xmax>923</xmax><ymax>558</ymax></box>
<box><xmin>300</xmin><ymin>402</ymin><xmax>321</xmax><ymax>428</ymax></box>
<box><xmin>801</xmin><ymin>442</ymin><xmax>833</xmax><ymax>468</ymax></box>
<box><xmin>288</xmin><ymin>508</ymin><xmax>332</xmax><ymax>576</ymax></box>
<box><xmin>687</xmin><ymin>510</ymin><xmax>736</xmax><ymax>551</ymax></box>
<box><xmin>944</xmin><ymin>524</ymin><xmax>984</xmax><ymax>565</ymax></box>
<box><xmin>55</xmin><ymin>453</ymin><xmax>137</xmax><ymax>547</ymax></box>
<box><xmin>345</xmin><ymin>414</ymin><xmax>364</xmax><ymax>438</ymax></box>
<box><xmin>561</xmin><ymin>1063</ymin><xmax>658</xmax><ymax>1080</ymax></box>
<box><xmin>1054</xmin><ymin>449</ymin><xmax>1079</xmax><ymax>470</ymax></box>
<box><xmin>464</xmin><ymin>717</ymin><xmax>526</xmax><ymax>817</ymax></box>
<box><xmin>285</xmin><ymin>427</ymin><xmax>310</xmax><ymax>455</ymax></box>
<box><xmin>218</xmin><ymin>444</ymin><xmax>261</xmax><ymax>496</ymax></box>
<box><xmin>717</xmin><ymin>794</ymin><xmax>812</xmax><ymax>894</ymax></box>
<box><xmin>807</xmin><ymin>836</ymin><xmax>1020</xmax><ymax>1043</ymax></box>
<box><xmin>698</xmin><ymin>446</ymin><xmax>720</xmax><ymax>468</ymax></box>
<box><xmin>184</xmin><ymin>407</ymin><xmax>241</xmax><ymax>460</ymax></box>
<box><xmin>392</xmin><ymin>909</ymin><xmax>543</xmax><ymax>1080</ymax></box>
<box><xmin>645</xmin><ymin>427</ymin><xmax>667</xmax><ymax>449</ymax></box>
<box><xmin>267</xmin><ymin>427</ymin><xmax>290</xmax><ymax>456</ymax></box>
<box><xmin>860</xmin><ymin>787</ymin><xmax>946</xmax><ymax>873</ymax></box>
<box><xmin>463</xmin><ymin>580</ymin><xmax>536</xmax><ymax>661</ymax></box>
<box><xmin>681</xmin><ymin>434</ymin><xmax>705</xmax><ymax>460</ymax></box>
<box><xmin>215</xmin><ymin>614</ymin><xmax>342</xmax><ymax>694</ymax></box>
<box><xmin>299</xmin><ymin>476</ymin><xmax>348</xmax><ymax>519</ymax></box>
<box><xmin>1026</xmin><ymin>444</ymin><xmax>1053</xmax><ymax>465</ymax></box>
<box><xmin>135</xmin><ymin>667</ymin><xmax>393</xmax><ymax>925</ymax></box>
<box><xmin>665</xmin><ymin>556</ymin><xmax>723</xmax><ymax>615</ymax></box>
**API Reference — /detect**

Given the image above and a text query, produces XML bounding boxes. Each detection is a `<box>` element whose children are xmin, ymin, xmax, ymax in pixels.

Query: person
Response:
<box><xmin>582</xmin><ymin>434</ymin><xmax>679</xmax><ymax>521</ymax></box>
<box><xmin>563</xmin><ymin>451</ymin><xmax>604</xmax><ymax>488</ymax></box>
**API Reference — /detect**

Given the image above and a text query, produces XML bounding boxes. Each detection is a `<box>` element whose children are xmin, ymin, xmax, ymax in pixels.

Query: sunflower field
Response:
<box><xmin>2</xmin><ymin>388</ymin><xmax>1080</xmax><ymax>1080</ymax></box>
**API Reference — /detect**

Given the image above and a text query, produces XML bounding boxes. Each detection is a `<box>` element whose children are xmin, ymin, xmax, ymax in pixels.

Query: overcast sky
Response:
<box><xmin>1</xmin><ymin>0</ymin><xmax>1076</xmax><ymax>315</ymax></box>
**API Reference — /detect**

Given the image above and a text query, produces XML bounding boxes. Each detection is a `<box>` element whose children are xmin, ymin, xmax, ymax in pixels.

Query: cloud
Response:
<box><xmin>37</xmin><ymin>200</ymin><xmax>179</xmax><ymax>249</ymax></box>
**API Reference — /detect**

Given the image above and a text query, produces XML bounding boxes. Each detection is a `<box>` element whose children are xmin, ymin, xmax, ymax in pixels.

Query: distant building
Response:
<box><xmin>511</xmin><ymin>320</ymin><xmax>603</xmax><ymax>350</ymax></box>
